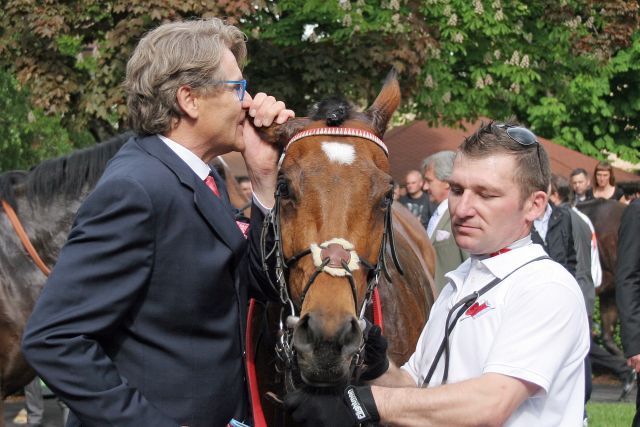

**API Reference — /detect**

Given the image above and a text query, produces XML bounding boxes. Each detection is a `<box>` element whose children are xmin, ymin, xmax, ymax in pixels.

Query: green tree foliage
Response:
<box><xmin>0</xmin><ymin>0</ymin><xmax>638</xmax><ymax>164</ymax></box>
<box><xmin>0</xmin><ymin>69</ymin><xmax>74</xmax><ymax>171</ymax></box>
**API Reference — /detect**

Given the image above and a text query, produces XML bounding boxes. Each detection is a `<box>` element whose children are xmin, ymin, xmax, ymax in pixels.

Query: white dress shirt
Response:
<box><xmin>427</xmin><ymin>199</ymin><xmax>448</xmax><ymax>238</ymax></box>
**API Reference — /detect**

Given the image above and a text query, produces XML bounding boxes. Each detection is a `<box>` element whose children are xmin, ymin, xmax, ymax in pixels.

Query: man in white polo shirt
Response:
<box><xmin>285</xmin><ymin>122</ymin><xmax>590</xmax><ymax>427</ymax></box>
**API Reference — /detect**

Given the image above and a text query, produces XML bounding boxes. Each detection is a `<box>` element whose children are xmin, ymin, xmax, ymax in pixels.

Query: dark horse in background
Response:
<box><xmin>577</xmin><ymin>198</ymin><xmax>627</xmax><ymax>356</ymax></box>
<box><xmin>0</xmin><ymin>133</ymin><xmax>249</xmax><ymax>425</ymax></box>
<box><xmin>250</xmin><ymin>73</ymin><xmax>436</xmax><ymax>426</ymax></box>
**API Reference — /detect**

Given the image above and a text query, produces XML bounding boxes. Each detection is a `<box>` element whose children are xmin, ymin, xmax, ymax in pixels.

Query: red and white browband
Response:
<box><xmin>286</xmin><ymin>127</ymin><xmax>389</xmax><ymax>157</ymax></box>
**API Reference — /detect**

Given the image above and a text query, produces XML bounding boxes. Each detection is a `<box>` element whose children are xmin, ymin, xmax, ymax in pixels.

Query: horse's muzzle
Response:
<box><xmin>292</xmin><ymin>313</ymin><xmax>363</xmax><ymax>386</ymax></box>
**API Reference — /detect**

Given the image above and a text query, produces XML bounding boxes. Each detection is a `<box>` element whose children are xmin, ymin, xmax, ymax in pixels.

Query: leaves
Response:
<box><xmin>0</xmin><ymin>0</ymin><xmax>638</xmax><ymax>167</ymax></box>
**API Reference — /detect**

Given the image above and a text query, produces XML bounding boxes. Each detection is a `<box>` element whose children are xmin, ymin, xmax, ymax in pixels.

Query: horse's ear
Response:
<box><xmin>252</xmin><ymin>117</ymin><xmax>311</xmax><ymax>148</ymax></box>
<box><xmin>366</xmin><ymin>69</ymin><xmax>401</xmax><ymax>137</ymax></box>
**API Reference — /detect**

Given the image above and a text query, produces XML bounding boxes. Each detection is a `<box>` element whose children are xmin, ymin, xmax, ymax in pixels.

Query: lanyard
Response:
<box><xmin>422</xmin><ymin>255</ymin><xmax>549</xmax><ymax>387</ymax></box>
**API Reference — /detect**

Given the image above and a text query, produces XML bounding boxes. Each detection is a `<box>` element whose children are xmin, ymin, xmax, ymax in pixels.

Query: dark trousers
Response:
<box><xmin>589</xmin><ymin>338</ymin><xmax>629</xmax><ymax>379</ymax></box>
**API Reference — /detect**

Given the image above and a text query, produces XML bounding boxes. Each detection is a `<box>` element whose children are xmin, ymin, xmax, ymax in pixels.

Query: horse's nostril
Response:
<box><xmin>292</xmin><ymin>314</ymin><xmax>315</xmax><ymax>353</ymax></box>
<box><xmin>338</xmin><ymin>317</ymin><xmax>363</xmax><ymax>356</ymax></box>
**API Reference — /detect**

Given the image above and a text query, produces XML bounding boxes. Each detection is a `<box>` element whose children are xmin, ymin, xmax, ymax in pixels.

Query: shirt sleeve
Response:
<box><xmin>483</xmin><ymin>271</ymin><xmax>589</xmax><ymax>393</ymax></box>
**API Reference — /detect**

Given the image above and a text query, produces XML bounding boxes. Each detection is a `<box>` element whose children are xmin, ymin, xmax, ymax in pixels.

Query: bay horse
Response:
<box><xmin>0</xmin><ymin>133</ymin><xmax>248</xmax><ymax>425</ymax></box>
<box><xmin>577</xmin><ymin>198</ymin><xmax>627</xmax><ymax>356</ymax></box>
<box><xmin>250</xmin><ymin>73</ymin><xmax>436</xmax><ymax>426</ymax></box>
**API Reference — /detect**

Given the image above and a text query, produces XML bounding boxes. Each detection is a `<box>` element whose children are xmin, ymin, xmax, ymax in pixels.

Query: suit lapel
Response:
<box><xmin>430</xmin><ymin>212</ymin><xmax>451</xmax><ymax>243</ymax></box>
<box><xmin>136</xmin><ymin>135</ymin><xmax>245</xmax><ymax>254</ymax></box>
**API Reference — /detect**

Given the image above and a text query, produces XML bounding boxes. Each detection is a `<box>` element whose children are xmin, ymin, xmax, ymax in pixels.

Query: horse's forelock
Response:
<box><xmin>308</xmin><ymin>97</ymin><xmax>353</xmax><ymax>127</ymax></box>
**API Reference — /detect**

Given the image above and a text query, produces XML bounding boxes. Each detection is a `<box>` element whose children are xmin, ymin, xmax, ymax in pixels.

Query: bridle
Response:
<box><xmin>1</xmin><ymin>199</ymin><xmax>51</xmax><ymax>276</ymax></box>
<box><xmin>260</xmin><ymin>126</ymin><xmax>403</xmax><ymax>388</ymax></box>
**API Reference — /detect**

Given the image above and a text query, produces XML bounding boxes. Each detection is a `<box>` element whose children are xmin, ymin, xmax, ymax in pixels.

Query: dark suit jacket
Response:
<box><xmin>568</xmin><ymin>208</ymin><xmax>595</xmax><ymax>328</ymax></box>
<box><xmin>616</xmin><ymin>199</ymin><xmax>640</xmax><ymax>358</ymax></box>
<box><xmin>533</xmin><ymin>204</ymin><xmax>577</xmax><ymax>277</ymax></box>
<box><xmin>22</xmin><ymin>135</ymin><xmax>276</xmax><ymax>427</ymax></box>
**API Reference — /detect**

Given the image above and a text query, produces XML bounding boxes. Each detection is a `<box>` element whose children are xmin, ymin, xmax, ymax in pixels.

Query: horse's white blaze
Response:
<box><xmin>321</xmin><ymin>142</ymin><xmax>356</xmax><ymax>165</ymax></box>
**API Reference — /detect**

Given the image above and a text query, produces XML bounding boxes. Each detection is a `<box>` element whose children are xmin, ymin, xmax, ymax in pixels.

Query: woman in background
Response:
<box><xmin>591</xmin><ymin>161</ymin><xmax>624</xmax><ymax>201</ymax></box>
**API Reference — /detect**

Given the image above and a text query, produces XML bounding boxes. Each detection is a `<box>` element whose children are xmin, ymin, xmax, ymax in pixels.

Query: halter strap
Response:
<box><xmin>286</xmin><ymin>127</ymin><xmax>389</xmax><ymax>157</ymax></box>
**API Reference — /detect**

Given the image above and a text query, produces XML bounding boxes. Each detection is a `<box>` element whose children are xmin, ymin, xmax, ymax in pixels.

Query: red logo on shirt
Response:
<box><xmin>463</xmin><ymin>301</ymin><xmax>493</xmax><ymax>319</ymax></box>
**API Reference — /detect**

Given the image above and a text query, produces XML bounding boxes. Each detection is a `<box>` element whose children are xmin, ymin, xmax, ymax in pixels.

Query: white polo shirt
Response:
<box><xmin>402</xmin><ymin>242</ymin><xmax>589</xmax><ymax>427</ymax></box>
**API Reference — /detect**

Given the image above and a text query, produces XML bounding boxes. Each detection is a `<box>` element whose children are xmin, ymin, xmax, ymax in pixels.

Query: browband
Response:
<box><xmin>286</xmin><ymin>127</ymin><xmax>388</xmax><ymax>157</ymax></box>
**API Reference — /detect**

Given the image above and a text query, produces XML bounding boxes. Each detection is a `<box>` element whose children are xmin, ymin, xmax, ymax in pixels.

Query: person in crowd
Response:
<box><xmin>532</xmin><ymin>195</ymin><xmax>577</xmax><ymax>278</ymax></box>
<box><xmin>13</xmin><ymin>378</ymin><xmax>43</xmax><ymax>427</ymax></box>
<box><xmin>392</xmin><ymin>183</ymin><xmax>402</xmax><ymax>201</ymax></box>
<box><xmin>570</xmin><ymin>168</ymin><xmax>594</xmax><ymax>206</ymax></box>
<box><xmin>422</xmin><ymin>151</ymin><xmax>468</xmax><ymax>293</ymax></box>
<box><xmin>398</xmin><ymin>169</ymin><xmax>435</xmax><ymax>230</ymax></box>
<box><xmin>549</xmin><ymin>174</ymin><xmax>635</xmax><ymax>404</ymax></box>
<box><xmin>592</xmin><ymin>161</ymin><xmax>624</xmax><ymax>201</ymax></box>
<box><xmin>616</xmin><ymin>197</ymin><xmax>640</xmax><ymax>423</ymax></box>
<box><xmin>22</xmin><ymin>18</ymin><xmax>293</xmax><ymax>427</ymax></box>
<box><xmin>236</xmin><ymin>175</ymin><xmax>253</xmax><ymax>201</ymax></box>
<box><xmin>549</xmin><ymin>174</ymin><xmax>634</xmax><ymax>423</ymax></box>
<box><xmin>285</xmin><ymin>122</ymin><xmax>589</xmax><ymax>426</ymax></box>
<box><xmin>619</xmin><ymin>181</ymin><xmax>640</xmax><ymax>205</ymax></box>
<box><xmin>13</xmin><ymin>378</ymin><xmax>70</xmax><ymax>427</ymax></box>
<box><xmin>549</xmin><ymin>174</ymin><xmax>600</xmax><ymax>310</ymax></box>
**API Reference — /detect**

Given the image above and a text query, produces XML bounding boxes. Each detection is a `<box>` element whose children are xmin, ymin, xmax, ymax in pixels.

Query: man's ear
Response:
<box><xmin>176</xmin><ymin>85</ymin><xmax>199</xmax><ymax>119</ymax></box>
<box><xmin>525</xmin><ymin>190</ymin><xmax>549</xmax><ymax>222</ymax></box>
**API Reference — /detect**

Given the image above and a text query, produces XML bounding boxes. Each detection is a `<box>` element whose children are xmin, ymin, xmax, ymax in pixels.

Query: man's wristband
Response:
<box><xmin>343</xmin><ymin>385</ymin><xmax>380</xmax><ymax>424</ymax></box>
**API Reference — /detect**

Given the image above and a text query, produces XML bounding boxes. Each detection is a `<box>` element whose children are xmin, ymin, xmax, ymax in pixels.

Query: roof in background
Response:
<box><xmin>384</xmin><ymin>120</ymin><xmax>640</xmax><ymax>184</ymax></box>
<box><xmin>221</xmin><ymin>119</ymin><xmax>639</xmax><ymax>187</ymax></box>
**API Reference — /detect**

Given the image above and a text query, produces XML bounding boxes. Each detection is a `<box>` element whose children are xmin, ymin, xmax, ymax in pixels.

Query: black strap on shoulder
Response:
<box><xmin>422</xmin><ymin>255</ymin><xmax>550</xmax><ymax>387</ymax></box>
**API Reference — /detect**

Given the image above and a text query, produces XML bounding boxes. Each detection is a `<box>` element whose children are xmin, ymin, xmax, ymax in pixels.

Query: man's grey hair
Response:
<box><xmin>123</xmin><ymin>18</ymin><xmax>247</xmax><ymax>136</ymax></box>
<box><xmin>421</xmin><ymin>151</ymin><xmax>457</xmax><ymax>181</ymax></box>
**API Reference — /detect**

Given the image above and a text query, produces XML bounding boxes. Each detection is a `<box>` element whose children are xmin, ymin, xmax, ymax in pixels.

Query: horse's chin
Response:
<box><xmin>296</xmin><ymin>350</ymin><xmax>354</xmax><ymax>388</ymax></box>
<box><xmin>299</xmin><ymin>372</ymin><xmax>348</xmax><ymax>388</ymax></box>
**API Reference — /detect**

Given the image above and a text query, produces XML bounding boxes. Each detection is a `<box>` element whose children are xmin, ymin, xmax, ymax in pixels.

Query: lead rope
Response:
<box><xmin>1</xmin><ymin>199</ymin><xmax>51</xmax><ymax>276</ymax></box>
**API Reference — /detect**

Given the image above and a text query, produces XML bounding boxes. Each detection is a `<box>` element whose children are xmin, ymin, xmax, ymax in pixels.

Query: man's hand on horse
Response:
<box><xmin>284</xmin><ymin>385</ymin><xmax>379</xmax><ymax>427</ymax></box>
<box><xmin>360</xmin><ymin>321</ymin><xmax>390</xmax><ymax>381</ymax></box>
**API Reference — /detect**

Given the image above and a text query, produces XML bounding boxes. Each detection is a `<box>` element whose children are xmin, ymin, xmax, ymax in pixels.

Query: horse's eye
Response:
<box><xmin>278</xmin><ymin>179</ymin><xmax>290</xmax><ymax>199</ymax></box>
<box><xmin>380</xmin><ymin>189</ymin><xmax>393</xmax><ymax>210</ymax></box>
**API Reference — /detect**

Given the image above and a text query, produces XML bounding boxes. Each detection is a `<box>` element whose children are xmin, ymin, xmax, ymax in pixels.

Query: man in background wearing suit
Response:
<box><xmin>617</xmin><ymin>198</ymin><xmax>640</xmax><ymax>424</ymax></box>
<box><xmin>22</xmin><ymin>18</ymin><xmax>294</xmax><ymax>427</ymax></box>
<box><xmin>422</xmin><ymin>151</ymin><xmax>468</xmax><ymax>293</ymax></box>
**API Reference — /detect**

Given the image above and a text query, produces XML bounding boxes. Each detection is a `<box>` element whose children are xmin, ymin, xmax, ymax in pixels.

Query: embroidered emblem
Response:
<box><xmin>461</xmin><ymin>300</ymin><xmax>494</xmax><ymax>320</ymax></box>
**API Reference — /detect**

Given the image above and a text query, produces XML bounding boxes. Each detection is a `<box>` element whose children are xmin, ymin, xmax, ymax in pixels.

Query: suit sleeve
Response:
<box><xmin>22</xmin><ymin>177</ymin><xmax>178</xmax><ymax>427</ymax></box>
<box><xmin>616</xmin><ymin>200</ymin><xmax>640</xmax><ymax>358</ymax></box>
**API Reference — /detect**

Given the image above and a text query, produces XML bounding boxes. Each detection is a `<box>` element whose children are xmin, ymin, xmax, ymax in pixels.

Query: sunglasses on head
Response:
<box><xmin>494</xmin><ymin>123</ymin><xmax>544</xmax><ymax>176</ymax></box>
<box><xmin>494</xmin><ymin>123</ymin><xmax>538</xmax><ymax>146</ymax></box>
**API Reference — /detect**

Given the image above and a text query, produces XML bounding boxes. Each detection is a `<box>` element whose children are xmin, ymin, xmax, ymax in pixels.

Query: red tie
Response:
<box><xmin>204</xmin><ymin>175</ymin><xmax>220</xmax><ymax>197</ymax></box>
<box><xmin>205</xmin><ymin>174</ymin><xmax>250</xmax><ymax>238</ymax></box>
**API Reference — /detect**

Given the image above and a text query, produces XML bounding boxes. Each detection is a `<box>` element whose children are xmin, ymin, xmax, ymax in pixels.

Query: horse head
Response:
<box><xmin>259</xmin><ymin>72</ymin><xmax>401</xmax><ymax>386</ymax></box>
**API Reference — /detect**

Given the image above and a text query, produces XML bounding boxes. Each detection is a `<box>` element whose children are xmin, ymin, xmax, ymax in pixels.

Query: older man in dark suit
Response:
<box><xmin>22</xmin><ymin>19</ymin><xmax>294</xmax><ymax>427</ymax></box>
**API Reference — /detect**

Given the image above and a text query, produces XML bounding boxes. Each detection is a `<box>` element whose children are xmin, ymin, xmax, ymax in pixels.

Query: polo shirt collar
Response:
<box><xmin>444</xmin><ymin>235</ymin><xmax>545</xmax><ymax>290</ymax></box>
